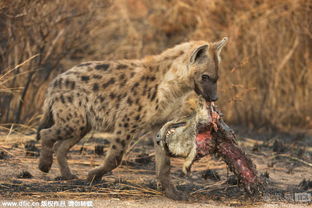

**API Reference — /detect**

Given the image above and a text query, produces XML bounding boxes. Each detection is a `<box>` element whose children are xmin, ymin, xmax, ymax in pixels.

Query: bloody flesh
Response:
<box><xmin>195</xmin><ymin>105</ymin><xmax>262</xmax><ymax>194</ymax></box>
<box><xmin>196</xmin><ymin>130</ymin><xmax>215</xmax><ymax>157</ymax></box>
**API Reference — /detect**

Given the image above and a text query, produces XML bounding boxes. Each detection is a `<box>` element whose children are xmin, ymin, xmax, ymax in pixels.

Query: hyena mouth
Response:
<box><xmin>163</xmin><ymin>103</ymin><xmax>216</xmax><ymax>138</ymax></box>
<box><xmin>164</xmin><ymin>122</ymin><xmax>187</xmax><ymax>138</ymax></box>
<box><xmin>164</xmin><ymin>121</ymin><xmax>209</xmax><ymax>139</ymax></box>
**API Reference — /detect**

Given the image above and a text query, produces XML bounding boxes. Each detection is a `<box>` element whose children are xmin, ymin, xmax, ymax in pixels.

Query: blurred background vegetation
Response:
<box><xmin>0</xmin><ymin>0</ymin><xmax>311</xmax><ymax>132</ymax></box>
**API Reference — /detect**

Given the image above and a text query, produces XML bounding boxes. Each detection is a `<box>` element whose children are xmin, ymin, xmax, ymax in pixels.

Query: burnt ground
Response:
<box><xmin>0</xmin><ymin>129</ymin><xmax>311</xmax><ymax>207</ymax></box>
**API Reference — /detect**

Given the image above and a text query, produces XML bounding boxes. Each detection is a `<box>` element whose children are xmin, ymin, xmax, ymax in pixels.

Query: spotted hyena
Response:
<box><xmin>37</xmin><ymin>37</ymin><xmax>228</xmax><ymax>200</ymax></box>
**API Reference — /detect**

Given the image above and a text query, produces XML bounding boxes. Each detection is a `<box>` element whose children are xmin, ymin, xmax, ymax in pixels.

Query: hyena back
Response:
<box><xmin>37</xmin><ymin>38</ymin><xmax>228</xmax><ymax>200</ymax></box>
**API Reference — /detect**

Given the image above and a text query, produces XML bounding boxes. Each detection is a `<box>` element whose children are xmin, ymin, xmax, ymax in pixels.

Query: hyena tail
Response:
<box><xmin>36</xmin><ymin>101</ymin><xmax>54</xmax><ymax>141</ymax></box>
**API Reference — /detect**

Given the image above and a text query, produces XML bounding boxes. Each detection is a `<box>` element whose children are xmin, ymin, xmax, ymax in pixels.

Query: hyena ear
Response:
<box><xmin>214</xmin><ymin>37</ymin><xmax>228</xmax><ymax>57</ymax></box>
<box><xmin>190</xmin><ymin>44</ymin><xmax>209</xmax><ymax>64</ymax></box>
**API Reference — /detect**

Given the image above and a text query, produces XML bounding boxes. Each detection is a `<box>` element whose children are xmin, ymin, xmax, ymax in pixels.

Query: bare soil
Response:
<box><xmin>0</xmin><ymin>130</ymin><xmax>311</xmax><ymax>207</ymax></box>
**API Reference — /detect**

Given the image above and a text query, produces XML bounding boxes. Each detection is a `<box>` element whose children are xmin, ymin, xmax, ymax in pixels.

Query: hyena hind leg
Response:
<box><xmin>38</xmin><ymin>126</ymin><xmax>59</xmax><ymax>173</ymax></box>
<box><xmin>38</xmin><ymin>103</ymin><xmax>90</xmax><ymax>175</ymax></box>
<box><xmin>39</xmin><ymin>122</ymin><xmax>90</xmax><ymax>177</ymax></box>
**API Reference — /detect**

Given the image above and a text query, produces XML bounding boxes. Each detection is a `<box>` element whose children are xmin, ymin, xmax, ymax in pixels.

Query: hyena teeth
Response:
<box><xmin>166</xmin><ymin>128</ymin><xmax>176</xmax><ymax>137</ymax></box>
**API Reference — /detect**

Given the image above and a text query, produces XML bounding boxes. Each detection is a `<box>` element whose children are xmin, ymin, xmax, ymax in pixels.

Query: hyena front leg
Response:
<box><xmin>87</xmin><ymin>139</ymin><xmax>125</xmax><ymax>183</ymax></box>
<box><xmin>87</xmin><ymin>105</ymin><xmax>145</xmax><ymax>183</ymax></box>
<box><xmin>55</xmin><ymin>137</ymin><xmax>83</xmax><ymax>180</ymax></box>
<box><xmin>87</xmin><ymin>118</ymin><xmax>132</xmax><ymax>183</ymax></box>
<box><xmin>153</xmin><ymin>135</ymin><xmax>188</xmax><ymax>201</ymax></box>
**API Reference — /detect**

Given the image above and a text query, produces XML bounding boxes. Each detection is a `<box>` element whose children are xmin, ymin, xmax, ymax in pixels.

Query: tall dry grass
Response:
<box><xmin>0</xmin><ymin>0</ymin><xmax>110</xmax><ymax>127</ymax></box>
<box><xmin>0</xmin><ymin>0</ymin><xmax>311</xmax><ymax>131</ymax></box>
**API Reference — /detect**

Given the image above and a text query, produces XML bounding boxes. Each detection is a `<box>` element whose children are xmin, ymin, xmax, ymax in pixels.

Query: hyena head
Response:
<box><xmin>188</xmin><ymin>37</ymin><xmax>228</xmax><ymax>102</ymax></box>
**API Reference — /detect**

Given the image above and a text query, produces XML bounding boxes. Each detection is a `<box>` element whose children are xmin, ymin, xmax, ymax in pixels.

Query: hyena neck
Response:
<box><xmin>142</xmin><ymin>44</ymin><xmax>197</xmax><ymax>112</ymax></box>
<box><xmin>158</xmin><ymin>68</ymin><xmax>194</xmax><ymax>110</ymax></box>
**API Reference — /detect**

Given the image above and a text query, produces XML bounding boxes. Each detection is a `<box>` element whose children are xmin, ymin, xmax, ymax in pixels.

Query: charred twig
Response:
<box><xmin>272</xmin><ymin>153</ymin><xmax>312</xmax><ymax>168</ymax></box>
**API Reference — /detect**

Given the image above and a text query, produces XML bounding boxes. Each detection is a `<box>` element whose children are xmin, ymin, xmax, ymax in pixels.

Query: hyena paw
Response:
<box><xmin>87</xmin><ymin>171</ymin><xmax>103</xmax><ymax>184</ymax></box>
<box><xmin>38</xmin><ymin>149</ymin><xmax>53</xmax><ymax>173</ymax></box>
<box><xmin>38</xmin><ymin>160</ymin><xmax>52</xmax><ymax>173</ymax></box>
<box><xmin>165</xmin><ymin>188</ymin><xmax>188</xmax><ymax>201</ymax></box>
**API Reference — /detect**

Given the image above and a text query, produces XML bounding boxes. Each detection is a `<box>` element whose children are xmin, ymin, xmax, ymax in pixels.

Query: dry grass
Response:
<box><xmin>0</xmin><ymin>0</ymin><xmax>311</xmax><ymax>131</ymax></box>
<box><xmin>0</xmin><ymin>0</ymin><xmax>111</xmax><ymax>126</ymax></box>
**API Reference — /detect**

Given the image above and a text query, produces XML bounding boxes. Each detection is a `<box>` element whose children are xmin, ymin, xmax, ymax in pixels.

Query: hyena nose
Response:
<box><xmin>156</xmin><ymin>133</ymin><xmax>162</xmax><ymax>145</ymax></box>
<box><xmin>210</xmin><ymin>96</ymin><xmax>218</xmax><ymax>102</ymax></box>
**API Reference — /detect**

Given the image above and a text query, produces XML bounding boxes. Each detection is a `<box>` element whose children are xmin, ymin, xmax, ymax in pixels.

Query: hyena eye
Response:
<box><xmin>201</xmin><ymin>74</ymin><xmax>210</xmax><ymax>81</ymax></box>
